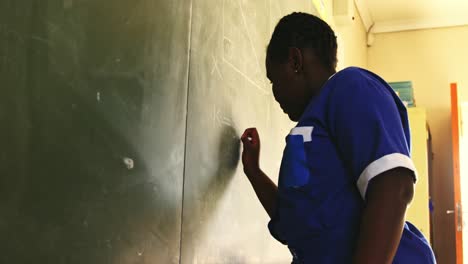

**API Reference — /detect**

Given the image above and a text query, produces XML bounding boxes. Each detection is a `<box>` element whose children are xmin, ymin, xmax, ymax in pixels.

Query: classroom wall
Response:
<box><xmin>334</xmin><ymin>3</ymin><xmax>368</xmax><ymax>69</ymax></box>
<box><xmin>312</xmin><ymin>0</ymin><xmax>368</xmax><ymax>69</ymax></box>
<box><xmin>368</xmin><ymin>25</ymin><xmax>468</xmax><ymax>263</ymax></box>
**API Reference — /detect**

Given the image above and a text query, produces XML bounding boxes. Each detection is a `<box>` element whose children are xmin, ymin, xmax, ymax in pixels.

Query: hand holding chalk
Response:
<box><xmin>241</xmin><ymin>128</ymin><xmax>261</xmax><ymax>176</ymax></box>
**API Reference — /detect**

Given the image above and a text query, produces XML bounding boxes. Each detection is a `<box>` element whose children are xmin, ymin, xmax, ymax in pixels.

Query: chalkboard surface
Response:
<box><xmin>1</xmin><ymin>1</ymin><xmax>190</xmax><ymax>263</ymax></box>
<box><xmin>0</xmin><ymin>0</ymin><xmax>317</xmax><ymax>263</ymax></box>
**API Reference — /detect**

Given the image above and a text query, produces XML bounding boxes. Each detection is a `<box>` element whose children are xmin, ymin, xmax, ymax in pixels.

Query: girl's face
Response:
<box><xmin>266</xmin><ymin>54</ymin><xmax>311</xmax><ymax>122</ymax></box>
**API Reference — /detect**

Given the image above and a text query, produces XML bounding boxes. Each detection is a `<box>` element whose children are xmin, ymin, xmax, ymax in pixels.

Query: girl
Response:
<box><xmin>241</xmin><ymin>12</ymin><xmax>436</xmax><ymax>263</ymax></box>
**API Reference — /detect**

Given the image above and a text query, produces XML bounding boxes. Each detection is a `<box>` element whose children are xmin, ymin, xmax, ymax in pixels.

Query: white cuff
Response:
<box><xmin>357</xmin><ymin>153</ymin><xmax>417</xmax><ymax>199</ymax></box>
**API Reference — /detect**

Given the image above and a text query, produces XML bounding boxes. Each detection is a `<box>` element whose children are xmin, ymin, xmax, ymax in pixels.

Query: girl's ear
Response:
<box><xmin>288</xmin><ymin>47</ymin><xmax>303</xmax><ymax>73</ymax></box>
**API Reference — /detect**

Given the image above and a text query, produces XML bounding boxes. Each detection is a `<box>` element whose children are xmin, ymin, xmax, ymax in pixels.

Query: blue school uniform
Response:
<box><xmin>268</xmin><ymin>67</ymin><xmax>436</xmax><ymax>263</ymax></box>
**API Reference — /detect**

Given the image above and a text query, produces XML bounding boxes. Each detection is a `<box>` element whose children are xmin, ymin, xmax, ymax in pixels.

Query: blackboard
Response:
<box><xmin>0</xmin><ymin>0</ymin><xmax>318</xmax><ymax>263</ymax></box>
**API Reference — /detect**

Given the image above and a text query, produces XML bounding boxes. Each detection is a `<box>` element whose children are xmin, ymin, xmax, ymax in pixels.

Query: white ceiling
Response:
<box><xmin>355</xmin><ymin>0</ymin><xmax>468</xmax><ymax>33</ymax></box>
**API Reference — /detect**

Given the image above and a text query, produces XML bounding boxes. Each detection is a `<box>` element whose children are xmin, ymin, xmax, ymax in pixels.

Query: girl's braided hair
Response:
<box><xmin>267</xmin><ymin>12</ymin><xmax>338</xmax><ymax>70</ymax></box>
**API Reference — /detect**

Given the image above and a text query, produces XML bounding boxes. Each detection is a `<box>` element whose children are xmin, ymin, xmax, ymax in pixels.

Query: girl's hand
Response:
<box><xmin>241</xmin><ymin>128</ymin><xmax>261</xmax><ymax>176</ymax></box>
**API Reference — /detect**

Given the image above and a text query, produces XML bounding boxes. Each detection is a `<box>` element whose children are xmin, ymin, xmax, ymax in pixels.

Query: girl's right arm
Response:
<box><xmin>241</xmin><ymin>128</ymin><xmax>278</xmax><ymax>218</ymax></box>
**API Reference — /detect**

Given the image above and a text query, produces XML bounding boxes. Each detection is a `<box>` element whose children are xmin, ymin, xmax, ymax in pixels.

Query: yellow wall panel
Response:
<box><xmin>407</xmin><ymin>107</ymin><xmax>430</xmax><ymax>240</ymax></box>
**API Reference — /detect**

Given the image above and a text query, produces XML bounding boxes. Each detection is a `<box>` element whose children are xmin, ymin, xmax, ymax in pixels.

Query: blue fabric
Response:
<box><xmin>268</xmin><ymin>67</ymin><xmax>436</xmax><ymax>263</ymax></box>
<box><xmin>279</xmin><ymin>135</ymin><xmax>311</xmax><ymax>188</ymax></box>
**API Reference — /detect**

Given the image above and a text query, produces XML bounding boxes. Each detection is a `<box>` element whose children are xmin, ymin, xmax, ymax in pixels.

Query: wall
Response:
<box><xmin>334</xmin><ymin>3</ymin><xmax>369</xmax><ymax>69</ymax></box>
<box><xmin>368</xmin><ymin>25</ymin><xmax>468</xmax><ymax>262</ymax></box>
<box><xmin>407</xmin><ymin>108</ymin><xmax>431</xmax><ymax>239</ymax></box>
<box><xmin>312</xmin><ymin>0</ymin><xmax>368</xmax><ymax>69</ymax></box>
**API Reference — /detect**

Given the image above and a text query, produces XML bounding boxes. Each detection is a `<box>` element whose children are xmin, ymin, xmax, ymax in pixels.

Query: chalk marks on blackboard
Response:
<box><xmin>222</xmin><ymin>36</ymin><xmax>232</xmax><ymax>60</ymax></box>
<box><xmin>221</xmin><ymin>0</ymin><xmax>269</xmax><ymax>95</ymax></box>
<box><xmin>212</xmin><ymin>105</ymin><xmax>234</xmax><ymax>128</ymax></box>
<box><xmin>221</xmin><ymin>36</ymin><xmax>267</xmax><ymax>94</ymax></box>
<box><xmin>30</xmin><ymin>35</ymin><xmax>51</xmax><ymax>45</ymax></box>
<box><xmin>0</xmin><ymin>25</ymin><xmax>51</xmax><ymax>46</ymax></box>
<box><xmin>210</xmin><ymin>54</ymin><xmax>223</xmax><ymax>79</ymax></box>
<box><xmin>222</xmin><ymin>58</ymin><xmax>268</xmax><ymax>95</ymax></box>
<box><xmin>237</xmin><ymin>0</ymin><xmax>263</xmax><ymax>86</ymax></box>
<box><xmin>123</xmin><ymin>157</ymin><xmax>135</xmax><ymax>170</ymax></box>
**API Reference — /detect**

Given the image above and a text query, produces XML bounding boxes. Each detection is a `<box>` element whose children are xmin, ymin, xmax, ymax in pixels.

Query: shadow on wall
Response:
<box><xmin>204</xmin><ymin>124</ymin><xmax>241</xmax><ymax>213</ymax></box>
<box><xmin>180</xmin><ymin>100</ymin><xmax>245</xmax><ymax>261</ymax></box>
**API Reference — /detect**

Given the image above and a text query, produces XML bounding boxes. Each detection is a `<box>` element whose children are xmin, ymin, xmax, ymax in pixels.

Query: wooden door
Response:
<box><xmin>451</xmin><ymin>82</ymin><xmax>463</xmax><ymax>264</ymax></box>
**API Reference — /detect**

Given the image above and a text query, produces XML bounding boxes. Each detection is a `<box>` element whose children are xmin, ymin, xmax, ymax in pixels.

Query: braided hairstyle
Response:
<box><xmin>267</xmin><ymin>12</ymin><xmax>338</xmax><ymax>71</ymax></box>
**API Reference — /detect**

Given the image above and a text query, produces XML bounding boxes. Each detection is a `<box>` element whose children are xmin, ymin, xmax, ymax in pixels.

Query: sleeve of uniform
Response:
<box><xmin>327</xmin><ymin>71</ymin><xmax>417</xmax><ymax>199</ymax></box>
